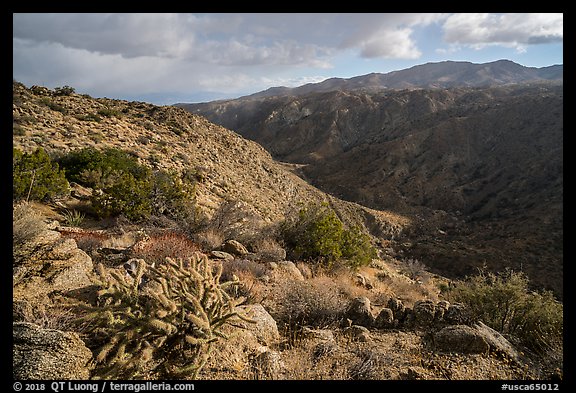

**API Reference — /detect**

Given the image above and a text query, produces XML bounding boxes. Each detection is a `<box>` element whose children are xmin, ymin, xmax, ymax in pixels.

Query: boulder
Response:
<box><xmin>343</xmin><ymin>325</ymin><xmax>371</xmax><ymax>342</ymax></box>
<box><xmin>433</xmin><ymin>325</ymin><xmax>490</xmax><ymax>354</ymax></box>
<box><xmin>13</xmin><ymin>322</ymin><xmax>93</xmax><ymax>379</ymax></box>
<box><xmin>302</xmin><ymin>327</ymin><xmax>335</xmax><ymax>342</ymax></box>
<box><xmin>345</xmin><ymin>297</ymin><xmax>375</xmax><ymax>327</ymax></box>
<box><xmin>387</xmin><ymin>297</ymin><xmax>406</xmax><ymax>322</ymax></box>
<box><xmin>13</xmin><ymin>234</ymin><xmax>94</xmax><ymax>303</ymax></box>
<box><xmin>222</xmin><ymin>239</ymin><xmax>249</xmax><ymax>256</ymax></box>
<box><xmin>413</xmin><ymin>300</ymin><xmax>436</xmax><ymax>327</ymax></box>
<box><xmin>236</xmin><ymin>304</ymin><xmax>280</xmax><ymax>345</ymax></box>
<box><xmin>473</xmin><ymin>321</ymin><xmax>521</xmax><ymax>363</ymax></box>
<box><xmin>210</xmin><ymin>250</ymin><xmax>235</xmax><ymax>260</ymax></box>
<box><xmin>435</xmin><ymin>300</ymin><xmax>450</xmax><ymax>322</ymax></box>
<box><xmin>374</xmin><ymin>307</ymin><xmax>395</xmax><ymax>329</ymax></box>
<box><xmin>275</xmin><ymin>261</ymin><xmax>304</xmax><ymax>280</ymax></box>
<box><xmin>252</xmin><ymin>348</ymin><xmax>285</xmax><ymax>379</ymax></box>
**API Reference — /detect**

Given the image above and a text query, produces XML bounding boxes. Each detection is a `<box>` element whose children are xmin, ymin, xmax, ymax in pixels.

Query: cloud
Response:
<box><xmin>442</xmin><ymin>13</ymin><xmax>563</xmax><ymax>50</ymax></box>
<box><xmin>336</xmin><ymin>13</ymin><xmax>445</xmax><ymax>59</ymax></box>
<box><xmin>13</xmin><ymin>13</ymin><xmax>446</xmax><ymax>67</ymax></box>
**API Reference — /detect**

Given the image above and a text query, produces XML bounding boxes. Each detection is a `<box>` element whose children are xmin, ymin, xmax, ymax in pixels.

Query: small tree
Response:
<box><xmin>281</xmin><ymin>202</ymin><xmax>376</xmax><ymax>268</ymax></box>
<box><xmin>13</xmin><ymin>148</ymin><xmax>69</xmax><ymax>202</ymax></box>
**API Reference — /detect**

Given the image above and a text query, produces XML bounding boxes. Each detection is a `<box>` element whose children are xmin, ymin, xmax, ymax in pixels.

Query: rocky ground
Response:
<box><xmin>13</xmin><ymin>202</ymin><xmax>560</xmax><ymax>381</ymax></box>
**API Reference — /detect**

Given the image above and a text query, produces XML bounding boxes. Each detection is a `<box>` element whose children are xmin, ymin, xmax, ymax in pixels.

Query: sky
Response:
<box><xmin>13</xmin><ymin>13</ymin><xmax>563</xmax><ymax>105</ymax></box>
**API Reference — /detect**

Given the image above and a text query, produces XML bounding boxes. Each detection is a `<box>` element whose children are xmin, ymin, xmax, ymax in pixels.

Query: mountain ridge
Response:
<box><xmin>183</xmin><ymin>60</ymin><xmax>562</xmax><ymax>103</ymax></box>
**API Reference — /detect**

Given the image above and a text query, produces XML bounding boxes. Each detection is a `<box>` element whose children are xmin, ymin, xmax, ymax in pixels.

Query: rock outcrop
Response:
<box><xmin>13</xmin><ymin>229</ymin><xmax>94</xmax><ymax>303</ymax></box>
<box><xmin>13</xmin><ymin>322</ymin><xmax>93</xmax><ymax>380</ymax></box>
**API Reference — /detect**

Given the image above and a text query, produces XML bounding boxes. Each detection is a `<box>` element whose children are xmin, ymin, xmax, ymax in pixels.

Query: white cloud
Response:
<box><xmin>442</xmin><ymin>13</ymin><xmax>563</xmax><ymax>50</ymax></box>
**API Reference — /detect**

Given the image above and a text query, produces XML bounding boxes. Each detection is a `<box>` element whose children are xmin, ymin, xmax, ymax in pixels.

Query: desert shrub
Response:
<box><xmin>13</xmin><ymin>147</ymin><xmax>69</xmax><ymax>202</ymax></box>
<box><xmin>341</xmin><ymin>226</ymin><xmax>378</xmax><ymax>269</ymax></box>
<box><xmin>57</xmin><ymin>147</ymin><xmax>148</xmax><ymax>185</ymax></box>
<box><xmin>400</xmin><ymin>258</ymin><xmax>428</xmax><ymax>280</ymax></box>
<box><xmin>149</xmin><ymin>170</ymin><xmax>196</xmax><ymax>221</ymax></box>
<box><xmin>269</xmin><ymin>276</ymin><xmax>348</xmax><ymax>339</ymax></box>
<box><xmin>75</xmin><ymin>113</ymin><xmax>102</xmax><ymax>122</ymax></box>
<box><xmin>220</xmin><ymin>258</ymin><xmax>269</xmax><ymax>282</ymax></box>
<box><xmin>78</xmin><ymin>255</ymin><xmax>252</xmax><ymax>379</ymax></box>
<box><xmin>58</xmin><ymin>147</ymin><xmax>196</xmax><ymax>222</ymax></box>
<box><xmin>91</xmin><ymin>172</ymin><xmax>152</xmax><ymax>221</ymax></box>
<box><xmin>281</xmin><ymin>202</ymin><xmax>376</xmax><ymax>268</ymax></box>
<box><xmin>61</xmin><ymin>209</ymin><xmax>85</xmax><ymax>226</ymax></box>
<box><xmin>446</xmin><ymin>269</ymin><xmax>563</xmax><ymax>355</ymax></box>
<box><xmin>97</xmin><ymin>107</ymin><xmax>121</xmax><ymax>118</ymax></box>
<box><xmin>130</xmin><ymin>232</ymin><xmax>201</xmax><ymax>267</ymax></box>
<box><xmin>54</xmin><ymin>85</ymin><xmax>75</xmax><ymax>96</ymax></box>
<box><xmin>13</xmin><ymin>124</ymin><xmax>26</xmax><ymax>136</ymax></box>
<box><xmin>13</xmin><ymin>202</ymin><xmax>48</xmax><ymax>249</ymax></box>
<box><xmin>193</xmin><ymin>228</ymin><xmax>225</xmax><ymax>252</ymax></box>
<box><xmin>38</xmin><ymin>97</ymin><xmax>67</xmax><ymax>113</ymax></box>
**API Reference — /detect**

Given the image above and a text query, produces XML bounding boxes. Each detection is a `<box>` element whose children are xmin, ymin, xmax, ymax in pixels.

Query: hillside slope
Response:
<box><xmin>12</xmin><ymin>82</ymin><xmax>408</xmax><ymax>238</ymax></box>
<box><xmin>179</xmin><ymin>84</ymin><xmax>563</xmax><ymax>297</ymax></box>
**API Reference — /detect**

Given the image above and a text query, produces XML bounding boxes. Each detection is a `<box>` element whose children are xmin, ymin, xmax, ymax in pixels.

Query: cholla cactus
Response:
<box><xmin>80</xmin><ymin>253</ymin><xmax>252</xmax><ymax>379</ymax></box>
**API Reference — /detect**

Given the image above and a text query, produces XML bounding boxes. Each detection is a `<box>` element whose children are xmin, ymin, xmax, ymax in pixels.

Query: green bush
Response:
<box><xmin>79</xmin><ymin>255</ymin><xmax>251</xmax><ymax>379</ymax></box>
<box><xmin>281</xmin><ymin>202</ymin><xmax>376</xmax><ymax>268</ymax></box>
<box><xmin>91</xmin><ymin>171</ymin><xmax>152</xmax><ymax>221</ymax></box>
<box><xmin>54</xmin><ymin>85</ymin><xmax>75</xmax><ymax>96</ymax></box>
<box><xmin>446</xmin><ymin>269</ymin><xmax>563</xmax><ymax>355</ymax></box>
<box><xmin>341</xmin><ymin>226</ymin><xmax>378</xmax><ymax>268</ymax></box>
<box><xmin>58</xmin><ymin>147</ymin><xmax>149</xmax><ymax>186</ymax></box>
<box><xmin>13</xmin><ymin>148</ymin><xmax>69</xmax><ymax>202</ymax></box>
<box><xmin>58</xmin><ymin>147</ymin><xmax>196</xmax><ymax>222</ymax></box>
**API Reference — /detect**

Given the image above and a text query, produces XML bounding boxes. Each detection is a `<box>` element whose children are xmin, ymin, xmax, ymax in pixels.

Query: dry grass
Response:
<box><xmin>193</xmin><ymin>228</ymin><xmax>224</xmax><ymax>251</ymax></box>
<box><xmin>264</xmin><ymin>274</ymin><xmax>349</xmax><ymax>342</ymax></box>
<box><xmin>130</xmin><ymin>231</ymin><xmax>201</xmax><ymax>265</ymax></box>
<box><xmin>252</xmin><ymin>237</ymin><xmax>286</xmax><ymax>262</ymax></box>
<box><xmin>13</xmin><ymin>301</ymin><xmax>77</xmax><ymax>332</ymax></box>
<box><xmin>13</xmin><ymin>201</ymin><xmax>48</xmax><ymax>248</ymax></box>
<box><xmin>61</xmin><ymin>230</ymin><xmax>109</xmax><ymax>253</ymax></box>
<box><xmin>219</xmin><ymin>259</ymin><xmax>269</xmax><ymax>304</ymax></box>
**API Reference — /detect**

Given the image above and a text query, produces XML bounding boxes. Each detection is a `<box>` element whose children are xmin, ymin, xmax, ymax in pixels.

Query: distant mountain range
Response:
<box><xmin>176</xmin><ymin>60</ymin><xmax>563</xmax><ymax>297</ymax></box>
<box><xmin>236</xmin><ymin>59</ymin><xmax>562</xmax><ymax>99</ymax></box>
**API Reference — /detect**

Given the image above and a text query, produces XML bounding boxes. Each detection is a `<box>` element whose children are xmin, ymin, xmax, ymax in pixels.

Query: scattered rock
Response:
<box><xmin>345</xmin><ymin>297</ymin><xmax>375</xmax><ymax>327</ymax></box>
<box><xmin>433</xmin><ymin>325</ymin><xmax>490</xmax><ymax>354</ymax></box>
<box><xmin>444</xmin><ymin>303</ymin><xmax>472</xmax><ymax>325</ymax></box>
<box><xmin>276</xmin><ymin>261</ymin><xmax>305</xmax><ymax>280</ymax></box>
<box><xmin>473</xmin><ymin>321</ymin><xmax>521</xmax><ymax>363</ymax></box>
<box><xmin>296</xmin><ymin>262</ymin><xmax>313</xmax><ymax>279</ymax></box>
<box><xmin>400</xmin><ymin>367</ymin><xmax>425</xmax><ymax>380</ymax></box>
<box><xmin>302</xmin><ymin>327</ymin><xmax>335</xmax><ymax>342</ymax></box>
<box><xmin>374</xmin><ymin>307</ymin><xmax>395</xmax><ymax>329</ymax></box>
<box><xmin>210</xmin><ymin>250</ymin><xmax>235</xmax><ymax>260</ymax></box>
<box><xmin>236</xmin><ymin>304</ymin><xmax>280</xmax><ymax>345</ymax></box>
<box><xmin>13</xmin><ymin>322</ymin><xmax>93</xmax><ymax>379</ymax></box>
<box><xmin>413</xmin><ymin>299</ymin><xmax>436</xmax><ymax>327</ymax></box>
<box><xmin>435</xmin><ymin>300</ymin><xmax>450</xmax><ymax>322</ymax></box>
<box><xmin>222</xmin><ymin>239</ymin><xmax>249</xmax><ymax>256</ymax></box>
<box><xmin>252</xmin><ymin>348</ymin><xmax>284</xmax><ymax>379</ymax></box>
<box><xmin>387</xmin><ymin>297</ymin><xmax>406</xmax><ymax>322</ymax></box>
<box><xmin>344</xmin><ymin>325</ymin><xmax>371</xmax><ymax>342</ymax></box>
